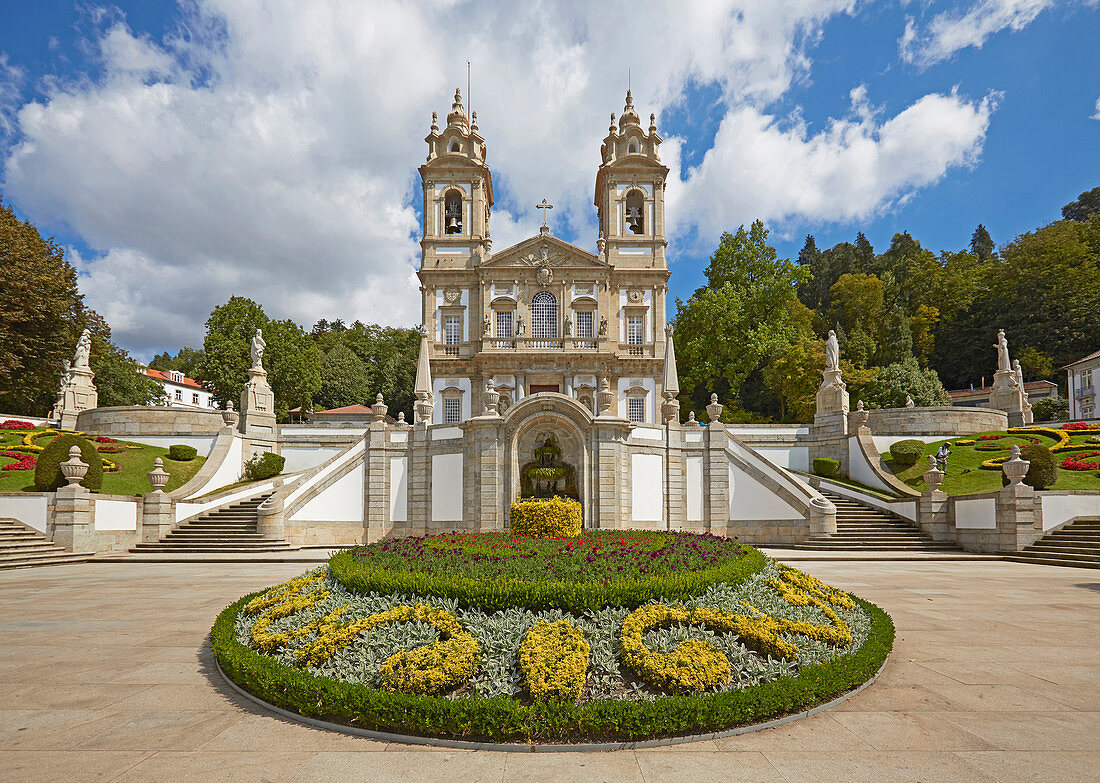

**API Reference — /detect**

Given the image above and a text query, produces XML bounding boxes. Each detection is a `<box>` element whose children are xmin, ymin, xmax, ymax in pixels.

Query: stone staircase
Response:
<box><xmin>130</xmin><ymin>493</ymin><xmax>294</xmax><ymax>553</ymax></box>
<box><xmin>795</xmin><ymin>490</ymin><xmax>959</xmax><ymax>551</ymax></box>
<box><xmin>1004</xmin><ymin>518</ymin><xmax>1100</xmax><ymax>569</ymax></box>
<box><xmin>0</xmin><ymin>518</ymin><xmax>94</xmax><ymax>569</ymax></box>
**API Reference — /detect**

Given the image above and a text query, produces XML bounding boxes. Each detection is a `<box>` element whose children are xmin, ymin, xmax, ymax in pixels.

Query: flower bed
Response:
<box><xmin>214</xmin><ymin>544</ymin><xmax>892</xmax><ymax>744</ymax></box>
<box><xmin>0</xmin><ymin>420</ymin><xmax>34</xmax><ymax>430</ymax></box>
<box><xmin>1</xmin><ymin>451</ymin><xmax>35</xmax><ymax>471</ymax></box>
<box><xmin>1062</xmin><ymin>452</ymin><xmax>1100</xmax><ymax>471</ymax></box>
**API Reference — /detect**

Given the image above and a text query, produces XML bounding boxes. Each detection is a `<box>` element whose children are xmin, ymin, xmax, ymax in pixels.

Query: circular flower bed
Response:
<box><xmin>213</xmin><ymin>533</ymin><xmax>893</xmax><ymax>745</ymax></box>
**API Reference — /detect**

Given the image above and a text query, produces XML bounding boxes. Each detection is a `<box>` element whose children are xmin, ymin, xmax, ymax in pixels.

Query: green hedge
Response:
<box><xmin>244</xmin><ymin>451</ymin><xmax>285</xmax><ymax>481</ymax></box>
<box><xmin>889</xmin><ymin>439</ymin><xmax>925</xmax><ymax>467</ymax></box>
<box><xmin>33</xmin><ymin>434</ymin><xmax>103</xmax><ymax>491</ymax></box>
<box><xmin>168</xmin><ymin>444</ymin><xmax>198</xmax><ymax>461</ymax></box>
<box><xmin>330</xmin><ymin>545</ymin><xmax>768</xmax><ymax>614</ymax></box>
<box><xmin>1002</xmin><ymin>443</ymin><xmax>1058</xmax><ymax>490</ymax></box>
<box><xmin>210</xmin><ymin>589</ymin><xmax>893</xmax><ymax>744</ymax></box>
<box><xmin>812</xmin><ymin>458</ymin><xmax>840</xmax><ymax>478</ymax></box>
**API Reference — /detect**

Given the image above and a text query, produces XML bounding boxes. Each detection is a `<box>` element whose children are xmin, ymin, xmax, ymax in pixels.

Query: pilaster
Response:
<box><xmin>703</xmin><ymin>423</ymin><xmax>730</xmax><ymax>536</ymax></box>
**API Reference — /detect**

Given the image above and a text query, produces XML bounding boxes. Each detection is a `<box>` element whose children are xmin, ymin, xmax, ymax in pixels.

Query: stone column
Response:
<box><xmin>365</xmin><ymin>424</ymin><xmax>389</xmax><ymax>543</ymax></box>
<box><xmin>256</xmin><ymin>491</ymin><xmax>285</xmax><ymax>542</ymax></box>
<box><xmin>465</xmin><ymin>415</ymin><xmax>505</xmax><ymax>532</ymax></box>
<box><xmin>52</xmin><ymin>484</ymin><xmax>93</xmax><ymax>552</ymax></box>
<box><xmin>703</xmin><ymin>422</ymin><xmax>730</xmax><ymax>537</ymax></box>
<box><xmin>996</xmin><ymin>447</ymin><xmax>1042</xmax><ymax>551</ymax></box>
<box><xmin>239</xmin><ymin>367</ymin><xmax>277</xmax><ymax>436</ymax></box>
<box><xmin>917</xmin><ymin>456</ymin><xmax>951</xmax><ymax>542</ymax></box>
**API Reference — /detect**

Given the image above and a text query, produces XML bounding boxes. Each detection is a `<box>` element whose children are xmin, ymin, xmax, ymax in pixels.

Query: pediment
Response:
<box><xmin>483</xmin><ymin>234</ymin><xmax>606</xmax><ymax>270</ymax></box>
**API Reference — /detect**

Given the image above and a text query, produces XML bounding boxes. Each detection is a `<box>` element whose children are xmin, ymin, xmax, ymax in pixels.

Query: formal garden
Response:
<box><xmin>0</xmin><ymin>420</ymin><xmax>206</xmax><ymax>494</ymax></box>
<box><xmin>882</xmin><ymin>421</ymin><xmax>1100</xmax><ymax>494</ymax></box>
<box><xmin>213</xmin><ymin>498</ymin><xmax>893</xmax><ymax>746</ymax></box>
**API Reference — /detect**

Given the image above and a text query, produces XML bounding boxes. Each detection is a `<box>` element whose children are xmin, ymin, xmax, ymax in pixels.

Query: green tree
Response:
<box><xmin>316</xmin><ymin>342</ymin><xmax>370</xmax><ymax>410</ymax></box>
<box><xmin>90</xmin><ymin>334</ymin><xmax>167</xmax><ymax>407</ymax></box>
<box><xmin>1062</xmin><ymin>186</ymin><xmax>1100</xmax><ymax>222</ymax></box>
<box><xmin>263</xmin><ymin>319</ymin><xmax>323</xmax><ymax>420</ymax></box>
<box><xmin>827</xmin><ymin>273</ymin><xmax>883</xmax><ymax>343</ymax></box>
<box><xmin>1016</xmin><ymin>346</ymin><xmax>1054</xmax><ymax>380</ymax></box>
<box><xmin>196</xmin><ymin>296</ymin><xmax>268</xmax><ymax>407</ymax></box>
<box><xmin>148</xmin><ymin>347</ymin><xmax>204</xmax><ymax>377</ymax></box>
<box><xmin>970</xmin><ymin>224</ymin><xmax>994</xmax><ymax>260</ymax></box>
<box><xmin>877</xmin><ymin>307</ymin><xmax>914</xmax><ymax>366</ymax></box>
<box><xmin>0</xmin><ymin>198</ymin><xmax>88</xmax><ymax>415</ymax></box>
<box><xmin>861</xmin><ymin>359</ymin><xmax>950</xmax><ymax>408</ymax></box>
<box><xmin>762</xmin><ymin>336</ymin><xmax>824</xmax><ymax>421</ymax></box>
<box><xmin>908</xmin><ymin>304</ymin><xmax>940</xmax><ymax>366</ymax></box>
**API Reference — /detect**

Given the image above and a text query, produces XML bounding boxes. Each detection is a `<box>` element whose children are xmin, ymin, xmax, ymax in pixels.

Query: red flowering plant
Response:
<box><xmin>978</xmin><ymin>434</ymin><xmax>1002</xmax><ymax>440</ymax></box>
<box><xmin>1061</xmin><ymin>422</ymin><xmax>1094</xmax><ymax>431</ymax></box>
<box><xmin>0</xmin><ymin>420</ymin><xmax>34</xmax><ymax>430</ymax></box>
<box><xmin>1062</xmin><ymin>452</ymin><xmax>1100</xmax><ymax>471</ymax></box>
<box><xmin>96</xmin><ymin>445</ymin><xmax>124</xmax><ymax>453</ymax></box>
<box><xmin>94</xmin><ymin>436</ymin><xmax>118</xmax><ymax>443</ymax></box>
<box><xmin>2</xmin><ymin>452</ymin><xmax>36</xmax><ymax>471</ymax></box>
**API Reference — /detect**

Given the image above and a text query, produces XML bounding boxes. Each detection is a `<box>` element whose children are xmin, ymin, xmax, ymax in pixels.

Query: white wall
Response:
<box><xmin>292</xmin><ymin>464</ymin><xmax>365</xmax><ymax>522</ymax></box>
<box><xmin>120</xmin><ymin>435</ymin><xmax>218</xmax><ymax>455</ymax></box>
<box><xmin>433</xmin><ymin>377</ymin><xmax>472</xmax><ymax>424</ymax></box>
<box><xmin>631</xmin><ymin>453</ymin><xmax>663</xmax><ymax>522</ymax></box>
<box><xmin>186</xmin><ymin>435</ymin><xmax>243</xmax><ymax>498</ymax></box>
<box><xmin>93</xmin><ymin>498</ymin><xmax>138</xmax><ymax>531</ymax></box>
<box><xmin>0</xmin><ymin>494</ymin><xmax>49</xmax><ymax>533</ymax></box>
<box><xmin>753</xmin><ymin>446</ymin><xmax>810</xmax><ymax>472</ymax></box>
<box><xmin>1040</xmin><ymin>493</ymin><xmax>1100</xmax><ymax>532</ymax></box>
<box><xmin>431</xmin><ymin>453</ymin><xmax>463</xmax><ymax>522</ymax></box>
<box><xmin>281</xmin><ymin>446</ymin><xmax>344</xmax><ymax>474</ymax></box>
<box><xmin>728</xmin><ymin>460</ymin><xmax>800</xmax><ymax>521</ymax></box>
<box><xmin>390</xmin><ymin>456</ymin><xmax>408</xmax><ymax>523</ymax></box>
<box><xmin>848</xmin><ymin>436</ymin><xmax>895</xmax><ymax>494</ymax></box>
<box><xmin>686</xmin><ymin>456</ymin><xmax>703</xmax><ymax>522</ymax></box>
<box><xmin>955</xmin><ymin>497</ymin><xmax>997</xmax><ymax>529</ymax></box>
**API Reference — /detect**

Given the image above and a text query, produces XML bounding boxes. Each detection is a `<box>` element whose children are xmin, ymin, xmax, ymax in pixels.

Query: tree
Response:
<box><xmin>316</xmin><ymin>342</ymin><xmax>370</xmax><ymax>410</ymax></box>
<box><xmin>0</xmin><ymin>198</ymin><xmax>88</xmax><ymax>415</ymax></box>
<box><xmin>90</xmin><ymin>335</ymin><xmax>167</xmax><ymax>407</ymax></box>
<box><xmin>1017</xmin><ymin>346</ymin><xmax>1054</xmax><ymax>380</ymax></box>
<box><xmin>148</xmin><ymin>347</ymin><xmax>204</xmax><ymax>377</ymax></box>
<box><xmin>827</xmin><ymin>273</ymin><xmax>883</xmax><ymax>342</ymax></box>
<box><xmin>1062</xmin><ymin>186</ymin><xmax>1100</xmax><ymax>222</ymax></box>
<box><xmin>762</xmin><ymin>337</ymin><xmax>824</xmax><ymax>421</ymax></box>
<box><xmin>970</xmin><ymin>224</ymin><xmax>994</xmax><ymax>260</ymax></box>
<box><xmin>1031</xmin><ymin>395</ymin><xmax>1068</xmax><ymax>422</ymax></box>
<box><xmin>263</xmin><ymin>319</ymin><xmax>323</xmax><ymax>420</ymax></box>
<box><xmin>878</xmin><ymin>307</ymin><xmax>914</xmax><ymax>366</ymax></box>
<box><xmin>196</xmin><ymin>296</ymin><xmax>268</xmax><ymax>407</ymax></box>
<box><xmin>861</xmin><ymin>359</ymin><xmax>950</xmax><ymax>408</ymax></box>
<box><xmin>908</xmin><ymin>304</ymin><xmax>940</xmax><ymax>367</ymax></box>
<box><xmin>702</xmin><ymin>220</ymin><xmax>801</xmax><ymax>291</ymax></box>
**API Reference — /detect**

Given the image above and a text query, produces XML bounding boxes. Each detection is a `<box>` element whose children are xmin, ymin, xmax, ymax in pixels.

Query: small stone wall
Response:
<box><xmin>865</xmin><ymin>406</ymin><xmax>1007</xmax><ymax>437</ymax></box>
<box><xmin>76</xmin><ymin>406</ymin><xmax>228</xmax><ymax>436</ymax></box>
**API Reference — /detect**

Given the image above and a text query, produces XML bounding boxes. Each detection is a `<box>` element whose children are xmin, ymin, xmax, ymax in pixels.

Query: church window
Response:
<box><xmin>625</xmin><ymin>190</ymin><xmax>644</xmax><ymax>234</ymax></box>
<box><xmin>575</xmin><ymin>311</ymin><xmax>593</xmax><ymax>339</ymax></box>
<box><xmin>532</xmin><ymin>292</ymin><xmax>558</xmax><ymax>339</ymax></box>
<box><xmin>443</xmin><ymin>395</ymin><xmax>462</xmax><ymax>424</ymax></box>
<box><xmin>628</xmin><ymin>396</ymin><xmax>646</xmax><ymax>423</ymax></box>
<box><xmin>450</xmin><ymin>141</ymin><xmax>461</xmax><ymax>153</ymax></box>
<box><xmin>495</xmin><ymin>310</ymin><xmax>513</xmax><ymax>339</ymax></box>
<box><xmin>628</xmin><ymin>140</ymin><xmax>638</xmax><ymax>153</ymax></box>
<box><xmin>444</xmin><ymin>315</ymin><xmax>462</xmax><ymax>345</ymax></box>
<box><xmin>444</xmin><ymin>191</ymin><xmax>463</xmax><ymax>235</ymax></box>
<box><xmin>627</xmin><ymin>314</ymin><xmax>645</xmax><ymax>345</ymax></box>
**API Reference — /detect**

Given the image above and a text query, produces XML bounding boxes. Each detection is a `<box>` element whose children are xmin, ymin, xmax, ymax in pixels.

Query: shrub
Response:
<box><xmin>889</xmin><ymin>439</ymin><xmax>925</xmax><ymax>467</ymax></box>
<box><xmin>244</xmin><ymin>451</ymin><xmax>285</xmax><ymax>481</ymax></box>
<box><xmin>812</xmin><ymin>458</ymin><xmax>840</xmax><ymax>478</ymax></box>
<box><xmin>33</xmin><ymin>434</ymin><xmax>103</xmax><ymax>491</ymax></box>
<box><xmin>510</xmin><ymin>496</ymin><xmax>582</xmax><ymax>538</ymax></box>
<box><xmin>1031</xmin><ymin>396</ymin><xmax>1069</xmax><ymax>422</ymax></box>
<box><xmin>168</xmin><ymin>444</ymin><xmax>198</xmax><ymax>461</ymax></box>
<box><xmin>1002</xmin><ymin>443</ymin><xmax>1058</xmax><ymax>489</ymax></box>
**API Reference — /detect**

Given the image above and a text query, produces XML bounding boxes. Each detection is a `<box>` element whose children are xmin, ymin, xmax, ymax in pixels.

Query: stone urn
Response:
<box><xmin>415</xmin><ymin>392</ymin><xmax>434</xmax><ymax>424</ymax></box>
<box><xmin>596</xmin><ymin>378</ymin><xmax>615</xmax><ymax>416</ymax></box>
<box><xmin>1002</xmin><ymin>445</ymin><xmax>1031</xmax><ymax>486</ymax></box>
<box><xmin>922</xmin><ymin>455</ymin><xmax>944</xmax><ymax>493</ymax></box>
<box><xmin>483</xmin><ymin>379</ymin><xmax>500</xmax><ymax>415</ymax></box>
<box><xmin>706</xmin><ymin>392</ymin><xmax>724</xmax><ymax>424</ymax></box>
<box><xmin>60</xmin><ymin>445</ymin><xmax>88</xmax><ymax>486</ymax></box>
<box><xmin>222</xmin><ymin>401</ymin><xmax>239</xmax><ymax>427</ymax></box>
<box><xmin>147</xmin><ymin>457</ymin><xmax>170</xmax><ymax>492</ymax></box>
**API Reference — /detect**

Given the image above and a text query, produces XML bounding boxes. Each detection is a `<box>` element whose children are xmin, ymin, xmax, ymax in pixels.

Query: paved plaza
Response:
<box><xmin>1</xmin><ymin>558</ymin><xmax>1098</xmax><ymax>783</ymax></box>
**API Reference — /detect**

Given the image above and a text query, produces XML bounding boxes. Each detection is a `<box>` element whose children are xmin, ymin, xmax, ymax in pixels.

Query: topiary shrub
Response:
<box><xmin>889</xmin><ymin>439</ymin><xmax>925</xmax><ymax>467</ymax></box>
<box><xmin>168</xmin><ymin>444</ymin><xmax>197</xmax><ymax>461</ymax></box>
<box><xmin>812</xmin><ymin>458</ymin><xmax>840</xmax><ymax>478</ymax></box>
<box><xmin>33</xmin><ymin>434</ymin><xmax>103</xmax><ymax>491</ymax></box>
<box><xmin>1003</xmin><ymin>443</ymin><xmax>1057</xmax><ymax>490</ymax></box>
<box><xmin>244</xmin><ymin>451</ymin><xmax>285</xmax><ymax>481</ymax></box>
<box><xmin>509</xmin><ymin>496</ymin><xmax>582</xmax><ymax>538</ymax></box>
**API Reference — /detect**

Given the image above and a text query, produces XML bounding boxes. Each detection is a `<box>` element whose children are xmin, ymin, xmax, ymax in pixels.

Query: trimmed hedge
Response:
<box><xmin>889</xmin><ymin>439</ymin><xmax>925</xmax><ymax>467</ymax></box>
<box><xmin>1002</xmin><ymin>443</ymin><xmax>1057</xmax><ymax>490</ymax></box>
<box><xmin>330</xmin><ymin>545</ymin><xmax>768</xmax><ymax>614</ymax></box>
<box><xmin>812</xmin><ymin>458</ymin><xmax>840</xmax><ymax>478</ymax></box>
<box><xmin>245</xmin><ymin>451</ymin><xmax>285</xmax><ymax>481</ymax></box>
<box><xmin>33</xmin><ymin>434</ymin><xmax>103</xmax><ymax>491</ymax></box>
<box><xmin>510</xmin><ymin>497</ymin><xmax>582</xmax><ymax>538</ymax></box>
<box><xmin>168</xmin><ymin>444</ymin><xmax>198</xmax><ymax>461</ymax></box>
<box><xmin>210</xmin><ymin>588</ymin><xmax>893</xmax><ymax>744</ymax></box>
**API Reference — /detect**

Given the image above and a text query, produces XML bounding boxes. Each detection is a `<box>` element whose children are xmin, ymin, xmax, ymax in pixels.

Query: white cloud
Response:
<box><xmin>1093</xmin><ymin>96</ymin><xmax>1100</xmax><ymax>120</ymax></box>
<box><xmin>2</xmin><ymin>1</ymin><xmax>995</xmax><ymax>357</ymax></box>
<box><xmin>900</xmin><ymin>0</ymin><xmax>1057</xmax><ymax>67</ymax></box>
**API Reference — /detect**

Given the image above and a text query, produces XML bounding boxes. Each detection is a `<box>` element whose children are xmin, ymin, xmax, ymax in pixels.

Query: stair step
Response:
<box><xmin>0</xmin><ymin>551</ymin><xmax>96</xmax><ymax>569</ymax></box>
<box><xmin>1005</xmin><ymin>554</ymin><xmax>1100</xmax><ymax>569</ymax></box>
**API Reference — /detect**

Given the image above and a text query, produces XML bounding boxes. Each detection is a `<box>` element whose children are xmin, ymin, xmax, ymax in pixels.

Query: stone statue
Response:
<box><xmin>905</xmin><ymin>394</ymin><xmax>915</xmax><ymax>408</ymax></box>
<box><xmin>995</xmin><ymin>329</ymin><xmax>1010</xmax><ymax>373</ymax></box>
<box><xmin>72</xmin><ymin>329</ymin><xmax>92</xmax><ymax>369</ymax></box>
<box><xmin>1013</xmin><ymin>359</ymin><xmax>1024</xmax><ymax>389</ymax></box>
<box><xmin>516</xmin><ymin>316</ymin><xmax>525</xmax><ymax>336</ymax></box>
<box><xmin>250</xmin><ymin>329</ymin><xmax>266</xmax><ymax>371</ymax></box>
<box><xmin>483</xmin><ymin>313</ymin><xmax>491</xmax><ymax>336</ymax></box>
<box><xmin>563</xmin><ymin>316</ymin><xmax>572</xmax><ymax>337</ymax></box>
<box><xmin>598</xmin><ymin>316</ymin><xmax>608</xmax><ymax>336</ymax></box>
<box><xmin>58</xmin><ymin>360</ymin><xmax>71</xmax><ymax>395</ymax></box>
<box><xmin>824</xmin><ymin>330</ymin><xmax>840</xmax><ymax>372</ymax></box>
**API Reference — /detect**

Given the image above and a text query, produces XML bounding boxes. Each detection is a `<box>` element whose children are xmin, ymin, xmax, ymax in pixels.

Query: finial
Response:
<box><xmin>649</xmin><ymin>113</ymin><xmax>656</xmax><ymax>132</ymax></box>
<box><xmin>471</xmin><ymin>110</ymin><xmax>478</xmax><ymax>131</ymax></box>
<box><xmin>376</xmin><ymin>393</ymin><xmax>384</xmax><ymax>404</ymax></box>
<box><xmin>609</xmin><ymin>113</ymin><xmax>616</xmax><ymax>133</ymax></box>
<box><xmin>454</xmin><ymin>87</ymin><xmax>462</xmax><ymax>105</ymax></box>
<box><xmin>397</xmin><ymin>411</ymin><xmax>406</xmax><ymax>423</ymax></box>
<box><xmin>624</xmin><ymin>89</ymin><xmax>633</xmax><ymax>109</ymax></box>
<box><xmin>431</xmin><ymin>111</ymin><xmax>438</xmax><ymax>132</ymax></box>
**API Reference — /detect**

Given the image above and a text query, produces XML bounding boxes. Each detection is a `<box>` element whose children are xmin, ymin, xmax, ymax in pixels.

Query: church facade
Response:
<box><xmin>417</xmin><ymin>89</ymin><xmax>671</xmax><ymax>425</ymax></box>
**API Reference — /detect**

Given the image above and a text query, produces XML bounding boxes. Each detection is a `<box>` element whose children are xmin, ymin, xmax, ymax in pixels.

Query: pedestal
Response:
<box><xmin>918</xmin><ymin>490</ymin><xmax>951</xmax><ymax>541</ymax></box>
<box><xmin>57</xmin><ymin>366</ymin><xmax>98</xmax><ymax>430</ymax></box>
<box><xmin>239</xmin><ymin>367</ymin><xmax>277</xmax><ymax>435</ymax></box>
<box><xmin>141</xmin><ymin>491</ymin><xmax>174</xmax><ymax>543</ymax></box>
<box><xmin>52</xmin><ymin>484</ymin><xmax>92</xmax><ymax>552</ymax></box>
<box><xmin>995</xmin><ymin>482</ymin><xmax>1042</xmax><ymax>551</ymax></box>
<box><xmin>815</xmin><ymin>368</ymin><xmax>849</xmax><ymax>415</ymax></box>
<box><xmin>988</xmin><ymin>369</ymin><xmax>1025</xmax><ymax>427</ymax></box>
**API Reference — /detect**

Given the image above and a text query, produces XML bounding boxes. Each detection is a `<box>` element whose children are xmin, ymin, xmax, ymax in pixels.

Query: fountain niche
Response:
<box><xmin>520</xmin><ymin>435</ymin><xmax>578</xmax><ymax>500</ymax></box>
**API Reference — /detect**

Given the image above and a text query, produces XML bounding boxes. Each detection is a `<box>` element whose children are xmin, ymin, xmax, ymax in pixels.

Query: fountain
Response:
<box><xmin>520</xmin><ymin>435</ymin><xmax>578</xmax><ymax>500</ymax></box>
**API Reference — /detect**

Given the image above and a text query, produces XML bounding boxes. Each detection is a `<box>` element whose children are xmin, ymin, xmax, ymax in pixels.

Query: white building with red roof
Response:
<box><xmin>140</xmin><ymin>368</ymin><xmax>216</xmax><ymax>409</ymax></box>
<box><xmin>1064</xmin><ymin>349</ymin><xmax>1100</xmax><ymax>421</ymax></box>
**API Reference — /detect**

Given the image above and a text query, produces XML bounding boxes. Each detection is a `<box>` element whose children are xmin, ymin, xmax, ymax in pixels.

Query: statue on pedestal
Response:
<box><xmin>995</xmin><ymin>329</ymin><xmax>1010</xmax><ymax>373</ymax></box>
<box><xmin>824</xmin><ymin>330</ymin><xmax>840</xmax><ymax>372</ymax></box>
<box><xmin>250</xmin><ymin>329</ymin><xmax>266</xmax><ymax>371</ymax></box>
<box><xmin>73</xmin><ymin>330</ymin><xmax>92</xmax><ymax>369</ymax></box>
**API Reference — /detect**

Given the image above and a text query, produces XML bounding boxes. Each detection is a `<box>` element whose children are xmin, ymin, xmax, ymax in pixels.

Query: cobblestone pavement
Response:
<box><xmin>1</xmin><ymin>559</ymin><xmax>1097</xmax><ymax>782</ymax></box>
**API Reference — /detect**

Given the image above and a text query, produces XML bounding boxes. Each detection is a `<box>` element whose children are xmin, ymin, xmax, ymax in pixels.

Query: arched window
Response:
<box><xmin>625</xmin><ymin>190</ymin><xmax>644</xmax><ymax>235</ymax></box>
<box><xmin>444</xmin><ymin>190</ymin><xmax>463</xmax><ymax>235</ymax></box>
<box><xmin>531</xmin><ymin>292</ymin><xmax>558</xmax><ymax>339</ymax></box>
<box><xmin>628</xmin><ymin>140</ymin><xmax>638</xmax><ymax>154</ymax></box>
<box><xmin>450</xmin><ymin>140</ymin><xmax>461</xmax><ymax>153</ymax></box>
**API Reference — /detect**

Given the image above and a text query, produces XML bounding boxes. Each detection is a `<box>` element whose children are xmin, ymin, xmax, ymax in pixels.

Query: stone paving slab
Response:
<box><xmin>0</xmin><ymin>559</ymin><xmax>1097</xmax><ymax>782</ymax></box>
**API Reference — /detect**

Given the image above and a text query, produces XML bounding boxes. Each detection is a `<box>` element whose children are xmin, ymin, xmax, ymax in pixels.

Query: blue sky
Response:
<box><xmin>1</xmin><ymin>1</ymin><xmax>1098</xmax><ymax>358</ymax></box>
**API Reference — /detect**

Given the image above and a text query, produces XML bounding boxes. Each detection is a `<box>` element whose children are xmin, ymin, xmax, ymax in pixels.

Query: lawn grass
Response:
<box><xmin>882</xmin><ymin>427</ymin><xmax>1100</xmax><ymax>495</ymax></box>
<box><xmin>0</xmin><ymin>427</ymin><xmax>206</xmax><ymax>495</ymax></box>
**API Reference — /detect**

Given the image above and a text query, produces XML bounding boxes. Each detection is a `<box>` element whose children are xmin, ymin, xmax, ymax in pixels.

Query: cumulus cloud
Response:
<box><xmin>900</xmin><ymin>0</ymin><xmax>1058</xmax><ymax>67</ymax></box>
<box><xmin>1093</xmin><ymin>96</ymin><xmax>1100</xmax><ymax>120</ymax></box>
<box><xmin>2</xmin><ymin>1</ymin><xmax>995</xmax><ymax>357</ymax></box>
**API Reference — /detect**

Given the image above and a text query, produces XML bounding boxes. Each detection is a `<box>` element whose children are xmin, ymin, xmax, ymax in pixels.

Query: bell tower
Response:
<box><xmin>419</xmin><ymin>88</ymin><xmax>494</xmax><ymax>270</ymax></box>
<box><xmin>594</xmin><ymin>91</ymin><xmax>669</xmax><ymax>270</ymax></box>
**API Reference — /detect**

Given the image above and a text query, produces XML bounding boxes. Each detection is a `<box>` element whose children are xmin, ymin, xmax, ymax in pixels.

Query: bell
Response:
<box><xmin>447</xmin><ymin>215</ymin><xmax>459</xmax><ymax>232</ymax></box>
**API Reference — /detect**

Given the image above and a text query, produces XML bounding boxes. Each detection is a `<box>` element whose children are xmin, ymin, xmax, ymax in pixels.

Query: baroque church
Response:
<box><xmin>417</xmin><ymin>88</ymin><xmax>671</xmax><ymax>425</ymax></box>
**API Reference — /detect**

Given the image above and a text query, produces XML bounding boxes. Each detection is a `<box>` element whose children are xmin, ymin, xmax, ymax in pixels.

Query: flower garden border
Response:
<box><xmin>210</xmin><ymin>586</ymin><xmax>894</xmax><ymax>747</ymax></box>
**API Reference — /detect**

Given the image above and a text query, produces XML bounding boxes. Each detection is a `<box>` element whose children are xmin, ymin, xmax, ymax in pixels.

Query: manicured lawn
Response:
<box><xmin>883</xmin><ymin>426</ymin><xmax>1100</xmax><ymax>495</ymax></box>
<box><xmin>0</xmin><ymin>426</ymin><xmax>206</xmax><ymax>495</ymax></box>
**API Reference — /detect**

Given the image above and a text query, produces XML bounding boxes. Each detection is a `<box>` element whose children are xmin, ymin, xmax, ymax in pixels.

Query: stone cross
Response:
<box><xmin>536</xmin><ymin>198</ymin><xmax>553</xmax><ymax>228</ymax></box>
